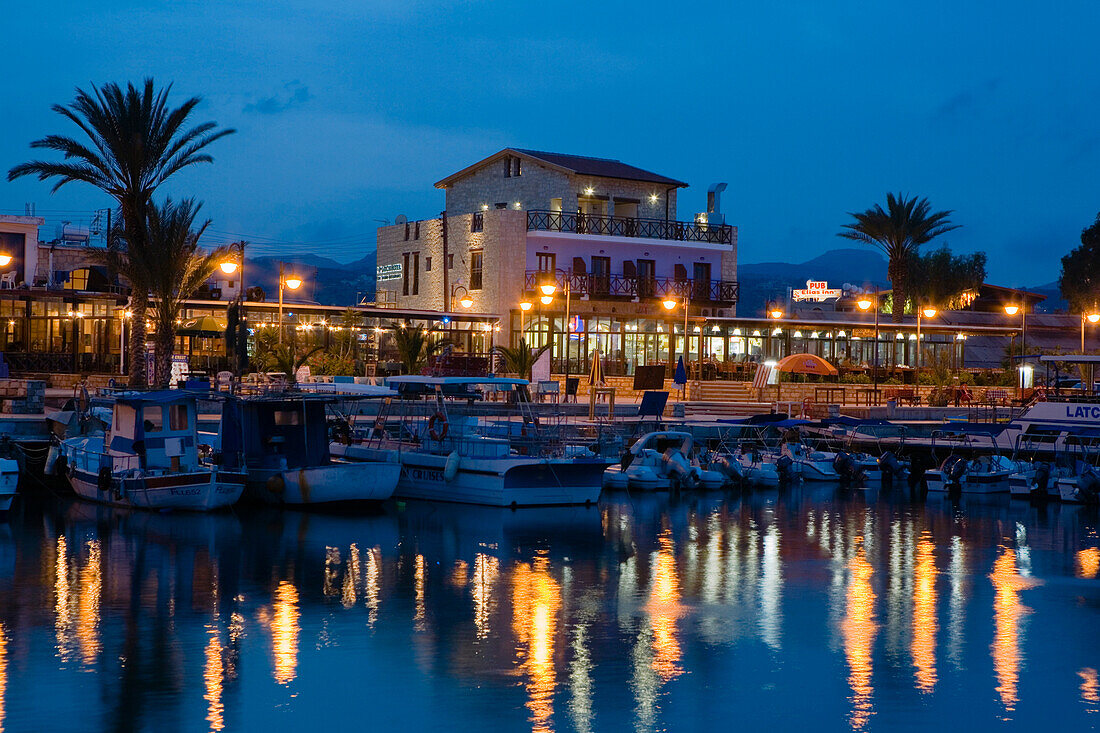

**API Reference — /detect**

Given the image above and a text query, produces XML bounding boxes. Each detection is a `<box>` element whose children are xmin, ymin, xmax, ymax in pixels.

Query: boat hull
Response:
<box><xmin>340</xmin><ymin>444</ymin><xmax>603</xmax><ymax>506</ymax></box>
<box><xmin>69</xmin><ymin>467</ymin><xmax>245</xmax><ymax>511</ymax></box>
<box><xmin>0</xmin><ymin>458</ymin><xmax>17</xmax><ymax>513</ymax></box>
<box><xmin>247</xmin><ymin>460</ymin><xmax>400</xmax><ymax>504</ymax></box>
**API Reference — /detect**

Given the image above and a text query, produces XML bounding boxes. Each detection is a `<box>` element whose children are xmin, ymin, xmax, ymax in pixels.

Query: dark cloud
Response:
<box><xmin>934</xmin><ymin>78</ymin><xmax>1001</xmax><ymax>119</ymax></box>
<box><xmin>244</xmin><ymin>82</ymin><xmax>312</xmax><ymax>115</ymax></box>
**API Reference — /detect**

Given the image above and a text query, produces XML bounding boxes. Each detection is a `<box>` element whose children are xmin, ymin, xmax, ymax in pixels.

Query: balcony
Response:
<box><xmin>527</xmin><ymin>210</ymin><xmax>734</xmax><ymax>245</ymax></box>
<box><xmin>524</xmin><ymin>270</ymin><xmax>739</xmax><ymax>305</ymax></box>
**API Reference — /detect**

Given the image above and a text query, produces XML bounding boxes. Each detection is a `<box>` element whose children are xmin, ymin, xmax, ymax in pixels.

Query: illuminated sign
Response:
<box><xmin>376</xmin><ymin>263</ymin><xmax>402</xmax><ymax>282</ymax></box>
<box><xmin>792</xmin><ymin>280</ymin><xmax>843</xmax><ymax>302</ymax></box>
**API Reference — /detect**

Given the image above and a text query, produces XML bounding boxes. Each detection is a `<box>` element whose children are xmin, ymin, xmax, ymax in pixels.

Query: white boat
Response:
<box><xmin>925</xmin><ymin>453</ymin><xmax>1021</xmax><ymax>494</ymax></box>
<box><xmin>604</xmin><ymin>431</ymin><xmax>726</xmax><ymax>491</ymax></box>
<box><xmin>781</xmin><ymin>441</ymin><xmax>839</xmax><ymax>481</ymax></box>
<box><xmin>336</xmin><ymin>376</ymin><xmax>605</xmax><ymax>507</ymax></box>
<box><xmin>231</xmin><ymin>393</ymin><xmax>401</xmax><ymax>505</ymax></box>
<box><xmin>58</xmin><ymin>391</ymin><xmax>245</xmax><ymax>511</ymax></box>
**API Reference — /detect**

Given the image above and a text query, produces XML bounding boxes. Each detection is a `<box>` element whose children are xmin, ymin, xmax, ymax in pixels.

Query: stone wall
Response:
<box><xmin>0</xmin><ymin>379</ymin><xmax>45</xmax><ymax>414</ymax></box>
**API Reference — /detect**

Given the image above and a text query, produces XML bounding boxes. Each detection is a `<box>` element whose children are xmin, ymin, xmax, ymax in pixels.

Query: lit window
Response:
<box><xmin>470</xmin><ymin>252</ymin><xmax>483</xmax><ymax>290</ymax></box>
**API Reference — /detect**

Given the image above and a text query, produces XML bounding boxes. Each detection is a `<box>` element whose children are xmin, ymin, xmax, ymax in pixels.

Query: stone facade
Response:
<box><xmin>0</xmin><ymin>379</ymin><xmax>45</xmax><ymax>414</ymax></box>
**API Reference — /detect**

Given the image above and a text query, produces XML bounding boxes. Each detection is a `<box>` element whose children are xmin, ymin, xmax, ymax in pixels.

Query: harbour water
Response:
<box><xmin>0</xmin><ymin>486</ymin><xmax>1097</xmax><ymax>732</ymax></box>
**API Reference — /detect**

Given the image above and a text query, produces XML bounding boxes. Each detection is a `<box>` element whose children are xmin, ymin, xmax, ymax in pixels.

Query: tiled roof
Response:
<box><xmin>512</xmin><ymin>149</ymin><xmax>688</xmax><ymax>187</ymax></box>
<box><xmin>434</xmin><ymin>148</ymin><xmax>688</xmax><ymax>189</ymax></box>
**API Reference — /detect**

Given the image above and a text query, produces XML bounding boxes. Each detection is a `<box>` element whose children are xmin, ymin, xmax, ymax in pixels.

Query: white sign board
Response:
<box><xmin>376</xmin><ymin>263</ymin><xmax>402</xmax><ymax>282</ymax></box>
<box><xmin>792</xmin><ymin>280</ymin><xmax>843</xmax><ymax>302</ymax></box>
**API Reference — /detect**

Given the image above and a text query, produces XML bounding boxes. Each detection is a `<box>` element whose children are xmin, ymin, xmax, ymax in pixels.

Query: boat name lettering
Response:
<box><xmin>406</xmin><ymin>467</ymin><xmax>444</xmax><ymax>482</ymax></box>
<box><xmin>1065</xmin><ymin>405</ymin><xmax>1100</xmax><ymax>419</ymax></box>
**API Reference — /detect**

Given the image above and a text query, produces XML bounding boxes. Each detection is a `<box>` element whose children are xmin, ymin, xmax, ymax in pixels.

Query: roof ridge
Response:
<box><xmin>513</xmin><ymin>148</ymin><xmax>623</xmax><ymax>164</ymax></box>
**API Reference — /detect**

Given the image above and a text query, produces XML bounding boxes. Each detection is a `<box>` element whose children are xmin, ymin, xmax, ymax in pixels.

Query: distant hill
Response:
<box><xmin>244</xmin><ymin>252</ymin><xmax>376</xmax><ymax>306</ymax></box>
<box><xmin>1024</xmin><ymin>280</ymin><xmax>1065</xmax><ymax>312</ymax></box>
<box><xmin>737</xmin><ymin>248</ymin><xmax>889</xmax><ymax>316</ymax></box>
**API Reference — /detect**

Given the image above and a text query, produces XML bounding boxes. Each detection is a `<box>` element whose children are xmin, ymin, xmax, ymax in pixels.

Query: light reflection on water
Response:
<box><xmin>0</xmin><ymin>491</ymin><xmax>1096</xmax><ymax>732</ymax></box>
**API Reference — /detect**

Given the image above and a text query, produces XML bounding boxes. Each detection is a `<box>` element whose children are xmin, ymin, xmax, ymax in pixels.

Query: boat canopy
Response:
<box><xmin>717</xmin><ymin>414</ymin><xmax>791</xmax><ymax>426</ymax></box>
<box><xmin>821</xmin><ymin>416</ymin><xmax>895</xmax><ymax>427</ymax></box>
<box><xmin>386</xmin><ymin>376</ymin><xmax>529</xmax><ymax>387</ymax></box>
<box><xmin>931</xmin><ymin>422</ymin><xmax>1011</xmax><ymax>436</ymax></box>
<box><xmin>114</xmin><ymin>389</ymin><xmax>197</xmax><ymax>406</ymax></box>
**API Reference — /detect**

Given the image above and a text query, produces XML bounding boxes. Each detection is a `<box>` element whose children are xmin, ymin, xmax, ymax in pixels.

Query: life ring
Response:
<box><xmin>428</xmin><ymin>412</ymin><xmax>449</xmax><ymax>441</ymax></box>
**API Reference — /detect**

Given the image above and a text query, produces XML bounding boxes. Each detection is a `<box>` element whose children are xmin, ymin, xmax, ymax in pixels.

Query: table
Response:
<box><xmin>589</xmin><ymin>387</ymin><xmax>616</xmax><ymax>420</ymax></box>
<box><xmin>854</xmin><ymin>387</ymin><xmax>881</xmax><ymax>405</ymax></box>
<box><xmin>814</xmin><ymin>387</ymin><xmax>847</xmax><ymax>403</ymax></box>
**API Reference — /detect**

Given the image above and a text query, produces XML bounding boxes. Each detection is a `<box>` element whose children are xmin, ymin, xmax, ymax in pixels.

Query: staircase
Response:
<box><xmin>683</xmin><ymin>381</ymin><xmax>769</xmax><ymax>418</ymax></box>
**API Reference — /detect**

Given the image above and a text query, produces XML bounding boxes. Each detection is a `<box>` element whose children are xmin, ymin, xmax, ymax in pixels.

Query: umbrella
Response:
<box><xmin>674</xmin><ymin>355</ymin><xmax>687</xmax><ymax>386</ymax></box>
<box><xmin>775</xmin><ymin>353</ymin><xmax>839</xmax><ymax>376</ymax></box>
<box><xmin>177</xmin><ymin>315</ymin><xmax>227</xmax><ymax>338</ymax></box>
<box><xmin>588</xmin><ymin>348</ymin><xmax>605</xmax><ymax>386</ymax></box>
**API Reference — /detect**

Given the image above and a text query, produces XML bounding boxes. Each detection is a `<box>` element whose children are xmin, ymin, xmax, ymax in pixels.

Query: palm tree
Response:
<box><xmin>143</xmin><ymin>199</ymin><xmax>227</xmax><ymax>386</ymax></box>
<box><xmin>491</xmin><ymin>339</ymin><xmax>551</xmax><ymax>380</ymax></box>
<box><xmin>8</xmin><ymin>79</ymin><xmax>235</xmax><ymax>384</ymax></box>
<box><xmin>838</xmin><ymin>193</ymin><xmax>960</xmax><ymax>323</ymax></box>
<box><xmin>389</xmin><ymin>323</ymin><xmax>447</xmax><ymax>374</ymax></box>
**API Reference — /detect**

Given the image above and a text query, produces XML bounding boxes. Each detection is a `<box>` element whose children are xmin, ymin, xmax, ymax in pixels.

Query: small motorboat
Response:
<box><xmin>608</xmin><ymin>431</ymin><xmax>726</xmax><ymax>491</ymax></box>
<box><xmin>782</xmin><ymin>441</ymin><xmax>840</xmax><ymax>481</ymax></box>
<box><xmin>926</xmin><ymin>454</ymin><xmax>1021</xmax><ymax>494</ymax></box>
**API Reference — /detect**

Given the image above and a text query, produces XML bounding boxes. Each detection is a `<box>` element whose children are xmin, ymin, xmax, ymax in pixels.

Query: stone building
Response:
<box><xmin>376</xmin><ymin>148</ymin><xmax>740</xmax><ymax>374</ymax></box>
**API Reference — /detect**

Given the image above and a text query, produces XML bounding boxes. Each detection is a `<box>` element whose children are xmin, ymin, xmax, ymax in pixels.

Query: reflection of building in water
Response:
<box><xmin>511</xmin><ymin>554</ymin><xmax>562</xmax><ymax>733</ymax></box>
<box><xmin>1080</xmin><ymin>667</ymin><xmax>1099</xmax><ymax>709</ymax></box>
<box><xmin>270</xmin><ymin>581</ymin><xmax>300</xmax><ymax>685</ymax></box>
<box><xmin>1076</xmin><ymin>547</ymin><xmax>1099</xmax><ymax>579</ymax></box>
<box><xmin>911</xmin><ymin>535</ymin><xmax>937</xmax><ymax>693</ymax></box>
<box><xmin>843</xmin><ymin>541</ymin><xmax>876</xmax><ymax>731</ymax></box>
<box><xmin>990</xmin><ymin>545</ymin><xmax>1039</xmax><ymax>716</ymax></box>
<box><xmin>568</xmin><ymin>623</ymin><xmax>594</xmax><ymax>733</ymax></box>
<box><xmin>472</xmin><ymin>553</ymin><xmax>499</xmax><ymax>640</ymax></box>
<box><xmin>946</xmin><ymin>536</ymin><xmax>968</xmax><ymax>668</ymax></box>
<box><xmin>759</xmin><ymin>523</ymin><xmax>782</xmax><ymax>650</ymax></box>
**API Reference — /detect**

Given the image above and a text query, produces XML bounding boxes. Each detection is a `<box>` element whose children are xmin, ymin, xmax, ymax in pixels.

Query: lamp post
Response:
<box><xmin>278</xmin><ymin>263</ymin><xmax>303</xmax><ymax>345</ymax></box>
<box><xmin>915</xmin><ymin>305</ymin><xmax>937</xmax><ymax>387</ymax></box>
<box><xmin>766</xmin><ymin>303</ymin><xmax>783</xmax><ymax>360</ymax></box>
<box><xmin>1083</xmin><ymin>310</ymin><xmax>1100</xmax><ymax>352</ymax></box>
<box><xmin>519</xmin><ymin>300</ymin><xmax>532</xmax><ymax>343</ymax></box>
<box><xmin>540</xmin><ymin>276</ymin><xmax>558</xmax><ymax>371</ymax></box>
<box><xmin>118</xmin><ymin>308</ymin><xmax>132</xmax><ymax>376</ymax></box>
<box><xmin>856</xmin><ymin>288</ymin><xmax>880</xmax><ymax>402</ymax></box>
<box><xmin>1004</xmin><ymin>303</ymin><xmax>1026</xmax><ymax>357</ymax></box>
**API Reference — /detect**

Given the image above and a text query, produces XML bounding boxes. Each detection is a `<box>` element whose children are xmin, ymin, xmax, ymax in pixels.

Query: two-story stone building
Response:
<box><xmin>376</xmin><ymin>148</ymin><xmax>739</xmax><ymax>374</ymax></box>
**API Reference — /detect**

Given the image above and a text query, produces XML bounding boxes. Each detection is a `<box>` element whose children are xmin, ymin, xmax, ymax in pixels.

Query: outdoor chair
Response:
<box><xmin>535</xmin><ymin>380</ymin><xmax>560</xmax><ymax>403</ymax></box>
<box><xmin>215</xmin><ymin>371</ymin><xmax>234</xmax><ymax>392</ymax></box>
<box><xmin>0</xmin><ymin>272</ymin><xmax>16</xmax><ymax>289</ymax></box>
<box><xmin>565</xmin><ymin>377</ymin><xmax>580</xmax><ymax>403</ymax></box>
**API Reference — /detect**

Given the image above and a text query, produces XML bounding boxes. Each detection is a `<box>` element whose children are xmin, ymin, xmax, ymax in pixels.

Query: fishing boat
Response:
<box><xmin>1052</xmin><ymin>430</ymin><xmax>1100</xmax><ymax>504</ymax></box>
<box><xmin>231</xmin><ymin>393</ymin><xmax>400</xmax><ymax>505</ymax></box>
<box><xmin>57</xmin><ymin>391</ymin><xmax>245</xmax><ymax>511</ymax></box>
<box><xmin>334</xmin><ymin>376</ymin><xmax>605</xmax><ymax>507</ymax></box>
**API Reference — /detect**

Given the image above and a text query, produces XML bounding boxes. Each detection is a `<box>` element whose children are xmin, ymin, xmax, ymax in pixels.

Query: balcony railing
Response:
<box><xmin>524</xmin><ymin>270</ymin><xmax>738</xmax><ymax>305</ymax></box>
<box><xmin>527</xmin><ymin>210</ymin><xmax>733</xmax><ymax>245</ymax></box>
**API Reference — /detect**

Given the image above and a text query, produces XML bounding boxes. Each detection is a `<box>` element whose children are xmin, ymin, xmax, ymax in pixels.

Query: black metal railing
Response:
<box><xmin>527</xmin><ymin>210</ymin><xmax>734</xmax><ymax>245</ymax></box>
<box><xmin>524</xmin><ymin>270</ymin><xmax>739</xmax><ymax>305</ymax></box>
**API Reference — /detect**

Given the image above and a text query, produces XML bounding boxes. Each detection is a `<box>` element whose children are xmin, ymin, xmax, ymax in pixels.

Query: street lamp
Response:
<box><xmin>519</xmin><ymin>300</ymin><xmax>532</xmax><ymax>340</ymax></box>
<box><xmin>1004</xmin><ymin>303</ymin><xmax>1026</xmax><ymax>357</ymax></box>
<box><xmin>450</xmin><ymin>284</ymin><xmax>474</xmax><ymax>310</ymax></box>
<box><xmin>915</xmin><ymin>305</ymin><xmax>937</xmax><ymax>386</ymax></box>
<box><xmin>539</xmin><ymin>294</ymin><xmax>554</xmax><ymax>306</ymax></box>
<box><xmin>0</xmin><ymin>253</ymin><xmax>11</xmax><ymax>268</ymax></box>
<box><xmin>662</xmin><ymin>294</ymin><xmax>690</xmax><ymax>368</ymax></box>
<box><xmin>856</xmin><ymin>287</ymin><xmax>880</xmax><ymax>401</ymax></box>
<box><xmin>1083</xmin><ymin>309</ymin><xmax>1100</xmax><ymax>352</ymax></box>
<box><xmin>278</xmin><ymin>263</ymin><xmax>303</xmax><ymax>344</ymax></box>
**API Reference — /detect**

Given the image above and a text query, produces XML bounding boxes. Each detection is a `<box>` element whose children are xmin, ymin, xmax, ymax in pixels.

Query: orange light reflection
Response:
<box><xmin>1076</xmin><ymin>548</ymin><xmax>1099</xmax><ymax>579</ymax></box>
<box><xmin>911</xmin><ymin>536</ymin><xmax>938</xmax><ymax>693</ymax></box>
<box><xmin>204</xmin><ymin>630</ymin><xmax>225</xmax><ymax>731</ymax></box>
<box><xmin>271</xmin><ymin>581</ymin><xmax>300</xmax><ymax>685</ymax></box>
<box><xmin>843</xmin><ymin>542</ymin><xmax>877</xmax><ymax>731</ymax></box>
<box><xmin>647</xmin><ymin>531</ymin><xmax>684</xmax><ymax>682</ymax></box>
<box><xmin>512</xmin><ymin>555</ymin><xmax>562</xmax><ymax>733</ymax></box>
<box><xmin>990</xmin><ymin>546</ymin><xmax>1039</xmax><ymax>716</ymax></box>
<box><xmin>1080</xmin><ymin>667</ymin><xmax>1099</xmax><ymax>707</ymax></box>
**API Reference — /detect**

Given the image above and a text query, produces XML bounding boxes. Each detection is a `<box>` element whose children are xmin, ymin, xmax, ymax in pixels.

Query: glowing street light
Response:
<box><xmin>540</xmin><ymin>283</ymin><xmax>557</xmax><ymax>297</ymax></box>
<box><xmin>278</xmin><ymin>263</ymin><xmax>305</xmax><ymax>344</ymax></box>
<box><xmin>0</xmin><ymin>253</ymin><xmax>12</xmax><ymax>267</ymax></box>
<box><xmin>219</xmin><ymin>260</ymin><xmax>238</xmax><ymax>275</ymax></box>
<box><xmin>539</xmin><ymin>294</ymin><xmax>554</xmax><ymax>306</ymax></box>
<box><xmin>856</xmin><ymin>289</ymin><xmax>881</xmax><ymax>400</ymax></box>
<box><xmin>1003</xmin><ymin>303</ymin><xmax>1026</xmax><ymax>357</ymax></box>
<box><xmin>915</xmin><ymin>304</ymin><xmax>938</xmax><ymax>383</ymax></box>
<box><xmin>1082</xmin><ymin>309</ymin><xmax>1100</xmax><ymax>351</ymax></box>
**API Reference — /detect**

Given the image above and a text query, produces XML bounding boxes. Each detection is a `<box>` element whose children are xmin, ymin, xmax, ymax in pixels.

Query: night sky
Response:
<box><xmin>3</xmin><ymin>0</ymin><xmax>1098</xmax><ymax>284</ymax></box>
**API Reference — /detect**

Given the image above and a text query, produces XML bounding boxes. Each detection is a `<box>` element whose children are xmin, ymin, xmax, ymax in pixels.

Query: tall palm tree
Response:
<box><xmin>838</xmin><ymin>193</ymin><xmax>960</xmax><ymax>323</ymax></box>
<box><xmin>389</xmin><ymin>323</ymin><xmax>447</xmax><ymax>374</ymax></box>
<box><xmin>8</xmin><ymin>79</ymin><xmax>235</xmax><ymax>384</ymax></box>
<box><xmin>143</xmin><ymin>199</ymin><xmax>228</xmax><ymax>386</ymax></box>
<box><xmin>491</xmin><ymin>339</ymin><xmax>551</xmax><ymax>380</ymax></box>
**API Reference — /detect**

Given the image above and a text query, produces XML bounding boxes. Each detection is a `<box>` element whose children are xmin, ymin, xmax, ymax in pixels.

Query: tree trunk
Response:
<box><xmin>128</xmin><ymin>295</ymin><xmax>148</xmax><ymax>387</ymax></box>
<box><xmin>889</xmin><ymin>258</ymin><xmax>907</xmax><ymax>324</ymax></box>
<box><xmin>154</xmin><ymin>322</ymin><xmax>176</xmax><ymax>388</ymax></box>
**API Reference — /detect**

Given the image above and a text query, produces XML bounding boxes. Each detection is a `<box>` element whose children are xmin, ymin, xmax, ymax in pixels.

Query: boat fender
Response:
<box><xmin>45</xmin><ymin>445</ymin><xmax>59</xmax><ymax>475</ymax></box>
<box><xmin>443</xmin><ymin>451</ymin><xmax>460</xmax><ymax>482</ymax></box>
<box><xmin>429</xmin><ymin>412</ymin><xmax>449</xmax><ymax>442</ymax></box>
<box><xmin>1032</xmin><ymin>462</ymin><xmax>1051</xmax><ymax>496</ymax></box>
<box><xmin>97</xmin><ymin>465</ymin><xmax>112</xmax><ymax>493</ymax></box>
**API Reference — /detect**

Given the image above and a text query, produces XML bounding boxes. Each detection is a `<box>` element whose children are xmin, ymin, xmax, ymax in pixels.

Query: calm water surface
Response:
<box><xmin>0</xmin><ymin>486</ymin><xmax>1098</xmax><ymax>732</ymax></box>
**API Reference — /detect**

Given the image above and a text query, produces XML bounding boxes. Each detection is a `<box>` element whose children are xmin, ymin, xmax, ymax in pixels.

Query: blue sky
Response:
<box><xmin>3</xmin><ymin>0</ymin><xmax>1099</xmax><ymax>283</ymax></box>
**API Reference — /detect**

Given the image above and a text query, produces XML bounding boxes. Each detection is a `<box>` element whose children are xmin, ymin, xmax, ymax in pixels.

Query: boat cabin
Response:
<box><xmin>108</xmin><ymin>391</ymin><xmax>199</xmax><ymax>472</ymax></box>
<box><xmin>236</xmin><ymin>397</ymin><xmax>332</xmax><ymax>470</ymax></box>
